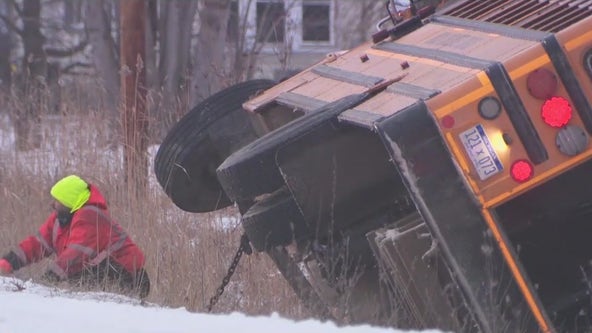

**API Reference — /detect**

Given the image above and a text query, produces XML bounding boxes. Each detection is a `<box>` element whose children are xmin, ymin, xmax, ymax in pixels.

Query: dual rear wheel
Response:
<box><xmin>154</xmin><ymin>79</ymin><xmax>275</xmax><ymax>213</ymax></box>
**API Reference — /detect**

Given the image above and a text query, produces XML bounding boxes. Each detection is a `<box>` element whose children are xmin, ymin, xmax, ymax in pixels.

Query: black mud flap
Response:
<box><xmin>375</xmin><ymin>101</ymin><xmax>546</xmax><ymax>333</ymax></box>
<box><xmin>266</xmin><ymin>247</ymin><xmax>334</xmax><ymax>320</ymax></box>
<box><xmin>275</xmin><ymin>124</ymin><xmax>410</xmax><ymax>239</ymax></box>
<box><xmin>241</xmin><ymin>187</ymin><xmax>309</xmax><ymax>252</ymax></box>
<box><xmin>217</xmin><ymin>93</ymin><xmax>370</xmax><ymax>202</ymax></box>
<box><xmin>368</xmin><ymin>214</ymin><xmax>473</xmax><ymax>331</ymax></box>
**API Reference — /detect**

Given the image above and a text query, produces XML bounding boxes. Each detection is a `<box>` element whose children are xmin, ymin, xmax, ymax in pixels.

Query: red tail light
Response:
<box><xmin>527</xmin><ymin>68</ymin><xmax>557</xmax><ymax>100</ymax></box>
<box><xmin>442</xmin><ymin>115</ymin><xmax>455</xmax><ymax>128</ymax></box>
<box><xmin>510</xmin><ymin>160</ymin><xmax>533</xmax><ymax>183</ymax></box>
<box><xmin>541</xmin><ymin>96</ymin><xmax>572</xmax><ymax>128</ymax></box>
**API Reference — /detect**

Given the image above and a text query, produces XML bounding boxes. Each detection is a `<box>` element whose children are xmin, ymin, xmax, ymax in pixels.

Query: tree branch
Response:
<box><xmin>60</xmin><ymin>61</ymin><xmax>92</xmax><ymax>75</ymax></box>
<box><xmin>45</xmin><ymin>40</ymin><xmax>88</xmax><ymax>57</ymax></box>
<box><xmin>8</xmin><ymin>0</ymin><xmax>22</xmax><ymax>17</ymax></box>
<box><xmin>0</xmin><ymin>14</ymin><xmax>23</xmax><ymax>36</ymax></box>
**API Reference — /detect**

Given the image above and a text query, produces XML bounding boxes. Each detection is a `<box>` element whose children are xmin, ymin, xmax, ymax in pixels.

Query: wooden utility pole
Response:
<box><xmin>120</xmin><ymin>0</ymin><xmax>148</xmax><ymax>193</ymax></box>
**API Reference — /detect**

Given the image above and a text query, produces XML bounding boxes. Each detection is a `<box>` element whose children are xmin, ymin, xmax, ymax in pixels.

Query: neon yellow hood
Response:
<box><xmin>50</xmin><ymin>175</ymin><xmax>91</xmax><ymax>213</ymax></box>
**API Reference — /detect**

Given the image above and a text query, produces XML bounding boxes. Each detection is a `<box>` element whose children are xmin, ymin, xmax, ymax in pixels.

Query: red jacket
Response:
<box><xmin>13</xmin><ymin>185</ymin><xmax>145</xmax><ymax>279</ymax></box>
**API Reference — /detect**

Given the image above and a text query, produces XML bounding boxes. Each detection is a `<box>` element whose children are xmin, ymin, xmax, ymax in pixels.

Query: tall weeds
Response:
<box><xmin>0</xmin><ymin>84</ymin><xmax>307</xmax><ymax>319</ymax></box>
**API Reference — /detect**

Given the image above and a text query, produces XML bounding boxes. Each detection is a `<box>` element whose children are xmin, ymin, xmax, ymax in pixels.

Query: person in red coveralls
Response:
<box><xmin>0</xmin><ymin>175</ymin><xmax>150</xmax><ymax>298</ymax></box>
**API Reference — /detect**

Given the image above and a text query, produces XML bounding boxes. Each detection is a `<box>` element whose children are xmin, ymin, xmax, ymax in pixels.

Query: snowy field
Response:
<box><xmin>0</xmin><ymin>277</ymin><xmax>447</xmax><ymax>333</ymax></box>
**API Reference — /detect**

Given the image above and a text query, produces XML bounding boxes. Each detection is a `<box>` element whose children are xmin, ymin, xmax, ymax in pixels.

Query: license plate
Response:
<box><xmin>459</xmin><ymin>124</ymin><xmax>503</xmax><ymax>180</ymax></box>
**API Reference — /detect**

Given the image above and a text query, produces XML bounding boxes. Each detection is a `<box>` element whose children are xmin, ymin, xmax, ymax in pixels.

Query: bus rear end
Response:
<box><xmin>211</xmin><ymin>1</ymin><xmax>592</xmax><ymax>332</ymax></box>
<box><xmin>422</xmin><ymin>2</ymin><xmax>592</xmax><ymax>331</ymax></box>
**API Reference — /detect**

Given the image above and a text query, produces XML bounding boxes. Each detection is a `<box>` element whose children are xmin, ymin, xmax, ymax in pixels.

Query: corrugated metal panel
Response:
<box><xmin>440</xmin><ymin>0</ymin><xmax>592</xmax><ymax>32</ymax></box>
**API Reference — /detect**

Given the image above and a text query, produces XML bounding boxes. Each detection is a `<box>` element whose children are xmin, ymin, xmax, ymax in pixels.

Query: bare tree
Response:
<box><xmin>157</xmin><ymin>0</ymin><xmax>197</xmax><ymax>116</ymax></box>
<box><xmin>0</xmin><ymin>0</ymin><xmax>89</xmax><ymax>150</ymax></box>
<box><xmin>0</xmin><ymin>1</ymin><xmax>12</xmax><ymax>94</ymax></box>
<box><xmin>120</xmin><ymin>0</ymin><xmax>148</xmax><ymax>192</ymax></box>
<box><xmin>335</xmin><ymin>1</ymin><xmax>383</xmax><ymax>50</ymax></box>
<box><xmin>9</xmin><ymin>0</ymin><xmax>46</xmax><ymax>150</ymax></box>
<box><xmin>63</xmin><ymin>0</ymin><xmax>82</xmax><ymax>27</ymax></box>
<box><xmin>84</xmin><ymin>0</ymin><xmax>120</xmax><ymax>119</ymax></box>
<box><xmin>189</xmin><ymin>0</ymin><xmax>231</xmax><ymax>107</ymax></box>
<box><xmin>231</xmin><ymin>0</ymin><xmax>297</xmax><ymax>81</ymax></box>
<box><xmin>21</xmin><ymin>0</ymin><xmax>45</xmax><ymax>83</ymax></box>
<box><xmin>83</xmin><ymin>0</ymin><xmax>199</xmax><ymax>141</ymax></box>
<box><xmin>189</xmin><ymin>0</ymin><xmax>292</xmax><ymax>106</ymax></box>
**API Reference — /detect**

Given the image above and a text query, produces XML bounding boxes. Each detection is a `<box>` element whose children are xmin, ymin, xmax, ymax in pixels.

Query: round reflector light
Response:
<box><xmin>478</xmin><ymin>97</ymin><xmax>502</xmax><ymax>120</ymax></box>
<box><xmin>527</xmin><ymin>68</ymin><xmax>557</xmax><ymax>100</ymax></box>
<box><xmin>541</xmin><ymin>97</ymin><xmax>572</xmax><ymax>128</ymax></box>
<box><xmin>510</xmin><ymin>160</ymin><xmax>533</xmax><ymax>183</ymax></box>
<box><xmin>556</xmin><ymin>125</ymin><xmax>589</xmax><ymax>156</ymax></box>
<box><xmin>442</xmin><ymin>115</ymin><xmax>455</xmax><ymax>128</ymax></box>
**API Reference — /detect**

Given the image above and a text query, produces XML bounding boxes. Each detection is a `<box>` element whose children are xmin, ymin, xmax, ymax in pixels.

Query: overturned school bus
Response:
<box><xmin>154</xmin><ymin>1</ymin><xmax>592</xmax><ymax>332</ymax></box>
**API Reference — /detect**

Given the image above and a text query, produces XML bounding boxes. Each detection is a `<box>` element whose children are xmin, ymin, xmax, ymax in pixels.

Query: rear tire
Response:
<box><xmin>154</xmin><ymin>79</ymin><xmax>275</xmax><ymax>213</ymax></box>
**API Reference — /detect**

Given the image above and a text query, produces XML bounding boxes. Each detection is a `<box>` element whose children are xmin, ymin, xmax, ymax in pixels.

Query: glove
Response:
<box><xmin>0</xmin><ymin>259</ymin><xmax>13</xmax><ymax>275</ymax></box>
<box><xmin>41</xmin><ymin>270</ymin><xmax>61</xmax><ymax>283</ymax></box>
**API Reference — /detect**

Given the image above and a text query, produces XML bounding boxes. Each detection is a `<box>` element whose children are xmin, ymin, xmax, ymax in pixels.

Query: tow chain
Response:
<box><xmin>206</xmin><ymin>233</ymin><xmax>252</xmax><ymax>312</ymax></box>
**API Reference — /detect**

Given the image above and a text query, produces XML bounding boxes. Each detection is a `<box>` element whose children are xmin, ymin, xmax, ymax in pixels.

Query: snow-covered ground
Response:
<box><xmin>0</xmin><ymin>277</ymin><xmax>446</xmax><ymax>333</ymax></box>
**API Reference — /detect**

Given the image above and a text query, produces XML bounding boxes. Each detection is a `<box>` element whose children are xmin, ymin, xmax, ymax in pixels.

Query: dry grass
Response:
<box><xmin>0</xmin><ymin>86</ymin><xmax>309</xmax><ymax>319</ymax></box>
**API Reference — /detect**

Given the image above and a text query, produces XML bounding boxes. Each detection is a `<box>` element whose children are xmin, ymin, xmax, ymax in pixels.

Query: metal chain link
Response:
<box><xmin>207</xmin><ymin>234</ymin><xmax>252</xmax><ymax>312</ymax></box>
